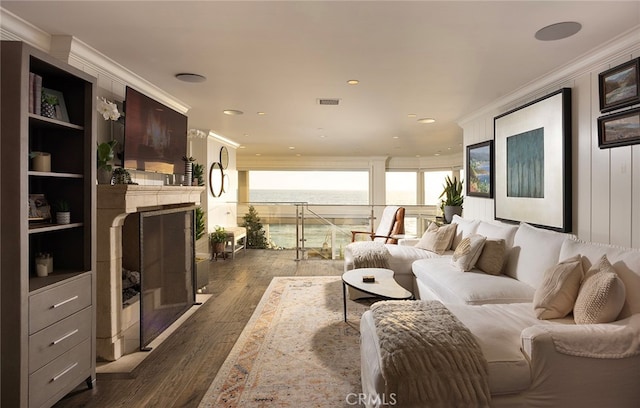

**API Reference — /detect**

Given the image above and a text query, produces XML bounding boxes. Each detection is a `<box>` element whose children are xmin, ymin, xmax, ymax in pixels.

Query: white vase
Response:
<box><xmin>56</xmin><ymin>212</ymin><xmax>70</xmax><ymax>225</ymax></box>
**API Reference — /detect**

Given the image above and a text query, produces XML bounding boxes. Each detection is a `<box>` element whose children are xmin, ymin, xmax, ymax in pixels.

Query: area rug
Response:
<box><xmin>198</xmin><ymin>276</ymin><xmax>370</xmax><ymax>407</ymax></box>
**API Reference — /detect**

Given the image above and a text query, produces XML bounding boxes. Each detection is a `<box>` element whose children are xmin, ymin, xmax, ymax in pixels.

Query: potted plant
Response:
<box><xmin>41</xmin><ymin>92</ymin><xmax>58</xmax><ymax>119</ymax></box>
<box><xmin>439</xmin><ymin>175</ymin><xmax>464</xmax><ymax>224</ymax></box>
<box><xmin>112</xmin><ymin>167</ymin><xmax>134</xmax><ymax>184</ymax></box>
<box><xmin>192</xmin><ymin>163</ymin><xmax>205</xmax><ymax>186</ymax></box>
<box><xmin>54</xmin><ymin>200</ymin><xmax>70</xmax><ymax>224</ymax></box>
<box><xmin>97</xmin><ymin>140</ymin><xmax>117</xmax><ymax>184</ymax></box>
<box><xmin>210</xmin><ymin>226</ymin><xmax>227</xmax><ymax>260</ymax></box>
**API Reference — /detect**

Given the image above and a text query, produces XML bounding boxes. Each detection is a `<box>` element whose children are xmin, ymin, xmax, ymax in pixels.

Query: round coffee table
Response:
<box><xmin>341</xmin><ymin>268</ymin><xmax>413</xmax><ymax>321</ymax></box>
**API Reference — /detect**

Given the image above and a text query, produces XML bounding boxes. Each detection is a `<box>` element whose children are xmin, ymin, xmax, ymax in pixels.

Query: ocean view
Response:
<box><xmin>247</xmin><ymin>189</ymin><xmax>418</xmax><ymax>253</ymax></box>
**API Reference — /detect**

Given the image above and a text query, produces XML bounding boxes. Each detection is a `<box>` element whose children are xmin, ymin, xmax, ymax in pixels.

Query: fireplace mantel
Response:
<box><xmin>97</xmin><ymin>184</ymin><xmax>204</xmax><ymax>213</ymax></box>
<box><xmin>96</xmin><ymin>184</ymin><xmax>204</xmax><ymax>361</ymax></box>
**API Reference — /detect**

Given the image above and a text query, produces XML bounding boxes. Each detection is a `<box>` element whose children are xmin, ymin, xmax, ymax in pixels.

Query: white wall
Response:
<box><xmin>459</xmin><ymin>27</ymin><xmax>640</xmax><ymax>248</ymax></box>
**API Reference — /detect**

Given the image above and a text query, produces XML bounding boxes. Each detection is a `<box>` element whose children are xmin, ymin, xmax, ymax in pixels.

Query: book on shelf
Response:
<box><xmin>29</xmin><ymin>72</ymin><xmax>43</xmax><ymax>115</ymax></box>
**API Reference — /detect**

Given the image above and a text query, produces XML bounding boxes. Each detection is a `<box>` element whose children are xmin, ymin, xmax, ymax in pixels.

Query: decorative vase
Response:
<box><xmin>443</xmin><ymin>206</ymin><xmax>463</xmax><ymax>224</ymax></box>
<box><xmin>184</xmin><ymin>162</ymin><xmax>193</xmax><ymax>186</ymax></box>
<box><xmin>56</xmin><ymin>211</ymin><xmax>71</xmax><ymax>225</ymax></box>
<box><xmin>41</xmin><ymin>102</ymin><xmax>56</xmax><ymax>119</ymax></box>
<box><xmin>97</xmin><ymin>168</ymin><xmax>112</xmax><ymax>185</ymax></box>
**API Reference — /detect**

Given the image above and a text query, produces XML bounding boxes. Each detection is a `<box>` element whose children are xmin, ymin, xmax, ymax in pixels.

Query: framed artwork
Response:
<box><xmin>466</xmin><ymin>140</ymin><xmax>493</xmax><ymax>198</ymax></box>
<box><xmin>599</xmin><ymin>57</ymin><xmax>640</xmax><ymax>113</ymax></box>
<box><xmin>42</xmin><ymin>87</ymin><xmax>69</xmax><ymax>122</ymax></box>
<box><xmin>598</xmin><ymin>107</ymin><xmax>640</xmax><ymax>149</ymax></box>
<box><xmin>494</xmin><ymin>88</ymin><xmax>572</xmax><ymax>232</ymax></box>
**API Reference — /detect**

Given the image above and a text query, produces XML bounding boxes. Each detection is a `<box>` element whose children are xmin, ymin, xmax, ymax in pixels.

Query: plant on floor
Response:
<box><xmin>210</xmin><ymin>225</ymin><xmax>227</xmax><ymax>243</ymax></box>
<box><xmin>241</xmin><ymin>205</ymin><xmax>269</xmax><ymax>249</ymax></box>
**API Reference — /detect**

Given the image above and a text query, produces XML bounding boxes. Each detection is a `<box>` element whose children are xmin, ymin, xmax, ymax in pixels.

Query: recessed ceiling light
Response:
<box><xmin>535</xmin><ymin>21</ymin><xmax>582</xmax><ymax>41</ymax></box>
<box><xmin>255</xmin><ymin>153</ymin><xmax>261</xmax><ymax>156</ymax></box>
<box><xmin>257</xmin><ymin>112</ymin><xmax>266</xmax><ymax>115</ymax></box>
<box><xmin>175</xmin><ymin>73</ymin><xmax>207</xmax><ymax>83</ymax></box>
<box><xmin>347</xmin><ymin>79</ymin><xmax>359</xmax><ymax>85</ymax></box>
<box><xmin>288</xmin><ymin>146</ymin><xmax>295</xmax><ymax>150</ymax></box>
<box><xmin>319</xmin><ymin>135</ymin><xmax>326</xmax><ymax>139</ymax></box>
<box><xmin>417</xmin><ymin>118</ymin><xmax>436</xmax><ymax>124</ymax></box>
<box><xmin>223</xmin><ymin>109</ymin><xmax>243</xmax><ymax>115</ymax></box>
<box><xmin>434</xmin><ymin>152</ymin><xmax>441</xmax><ymax>156</ymax></box>
<box><xmin>407</xmin><ymin>114</ymin><xmax>417</xmax><ymax>118</ymax></box>
<box><xmin>239</xmin><ymin>145</ymin><xmax>246</xmax><ymax>149</ymax></box>
<box><xmin>393</xmin><ymin>136</ymin><xmax>399</xmax><ymax>139</ymax></box>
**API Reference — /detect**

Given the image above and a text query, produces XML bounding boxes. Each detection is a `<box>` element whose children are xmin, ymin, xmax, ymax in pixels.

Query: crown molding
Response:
<box><xmin>458</xmin><ymin>25</ymin><xmax>640</xmax><ymax>126</ymax></box>
<box><xmin>0</xmin><ymin>7</ymin><xmax>190</xmax><ymax>115</ymax></box>
<box><xmin>0</xmin><ymin>7</ymin><xmax>50</xmax><ymax>50</ymax></box>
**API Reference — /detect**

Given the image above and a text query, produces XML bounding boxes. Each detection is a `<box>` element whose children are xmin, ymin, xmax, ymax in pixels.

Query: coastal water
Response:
<box><xmin>248</xmin><ymin>189</ymin><xmax>416</xmax><ymax>253</ymax></box>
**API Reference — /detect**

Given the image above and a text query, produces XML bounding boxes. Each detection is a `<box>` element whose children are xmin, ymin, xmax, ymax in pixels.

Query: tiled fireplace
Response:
<box><xmin>96</xmin><ymin>185</ymin><xmax>204</xmax><ymax>361</ymax></box>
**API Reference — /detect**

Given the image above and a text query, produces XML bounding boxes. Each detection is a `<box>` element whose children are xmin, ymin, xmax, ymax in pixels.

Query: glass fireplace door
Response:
<box><xmin>139</xmin><ymin>206</ymin><xmax>195</xmax><ymax>348</ymax></box>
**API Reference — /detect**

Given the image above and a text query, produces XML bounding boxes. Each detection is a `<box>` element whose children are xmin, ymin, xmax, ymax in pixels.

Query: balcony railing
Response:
<box><xmin>236</xmin><ymin>202</ymin><xmax>439</xmax><ymax>260</ymax></box>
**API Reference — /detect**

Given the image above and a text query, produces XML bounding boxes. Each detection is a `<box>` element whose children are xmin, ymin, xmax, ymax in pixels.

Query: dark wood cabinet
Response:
<box><xmin>1</xmin><ymin>41</ymin><xmax>96</xmax><ymax>408</ymax></box>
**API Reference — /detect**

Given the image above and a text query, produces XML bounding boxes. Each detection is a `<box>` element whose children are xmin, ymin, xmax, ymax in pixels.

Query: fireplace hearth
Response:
<box><xmin>97</xmin><ymin>185</ymin><xmax>204</xmax><ymax>361</ymax></box>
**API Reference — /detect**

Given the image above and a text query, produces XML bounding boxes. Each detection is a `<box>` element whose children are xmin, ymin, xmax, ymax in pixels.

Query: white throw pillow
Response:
<box><xmin>475</xmin><ymin>239</ymin><xmax>507</xmax><ymax>276</ymax></box>
<box><xmin>574</xmin><ymin>255</ymin><xmax>626</xmax><ymax>324</ymax></box>
<box><xmin>451</xmin><ymin>234</ymin><xmax>487</xmax><ymax>271</ymax></box>
<box><xmin>533</xmin><ymin>255</ymin><xmax>583</xmax><ymax>319</ymax></box>
<box><xmin>450</xmin><ymin>215</ymin><xmax>480</xmax><ymax>250</ymax></box>
<box><xmin>415</xmin><ymin>222</ymin><xmax>457</xmax><ymax>255</ymax></box>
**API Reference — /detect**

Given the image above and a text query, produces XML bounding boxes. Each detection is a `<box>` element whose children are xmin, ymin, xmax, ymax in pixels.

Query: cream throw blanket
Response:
<box><xmin>347</xmin><ymin>241</ymin><xmax>390</xmax><ymax>269</ymax></box>
<box><xmin>370</xmin><ymin>300</ymin><xmax>491</xmax><ymax>408</ymax></box>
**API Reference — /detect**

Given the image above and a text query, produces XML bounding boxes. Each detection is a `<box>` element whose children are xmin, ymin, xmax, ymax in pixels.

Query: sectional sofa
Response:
<box><xmin>353</xmin><ymin>216</ymin><xmax>640</xmax><ymax>407</ymax></box>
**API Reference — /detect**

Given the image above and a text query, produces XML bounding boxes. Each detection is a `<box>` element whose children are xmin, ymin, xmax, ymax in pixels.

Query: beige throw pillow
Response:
<box><xmin>574</xmin><ymin>255</ymin><xmax>626</xmax><ymax>324</ymax></box>
<box><xmin>533</xmin><ymin>255</ymin><xmax>583</xmax><ymax>320</ymax></box>
<box><xmin>451</xmin><ymin>234</ymin><xmax>487</xmax><ymax>271</ymax></box>
<box><xmin>475</xmin><ymin>239</ymin><xmax>507</xmax><ymax>275</ymax></box>
<box><xmin>415</xmin><ymin>222</ymin><xmax>457</xmax><ymax>255</ymax></box>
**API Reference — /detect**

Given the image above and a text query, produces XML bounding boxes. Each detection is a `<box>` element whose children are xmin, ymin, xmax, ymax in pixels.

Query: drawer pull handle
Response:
<box><xmin>52</xmin><ymin>329</ymin><xmax>79</xmax><ymax>345</ymax></box>
<box><xmin>51</xmin><ymin>362</ymin><xmax>78</xmax><ymax>382</ymax></box>
<box><xmin>52</xmin><ymin>295</ymin><xmax>78</xmax><ymax>309</ymax></box>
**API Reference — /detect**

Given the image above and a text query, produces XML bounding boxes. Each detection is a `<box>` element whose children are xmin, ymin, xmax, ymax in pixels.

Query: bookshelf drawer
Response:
<box><xmin>29</xmin><ymin>274</ymin><xmax>92</xmax><ymax>334</ymax></box>
<box><xmin>29</xmin><ymin>306</ymin><xmax>92</xmax><ymax>373</ymax></box>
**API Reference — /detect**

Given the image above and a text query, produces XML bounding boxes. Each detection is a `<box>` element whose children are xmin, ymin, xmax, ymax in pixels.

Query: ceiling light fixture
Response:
<box><xmin>417</xmin><ymin>118</ymin><xmax>436</xmax><ymax>124</ymax></box>
<box><xmin>175</xmin><ymin>73</ymin><xmax>207</xmax><ymax>83</ymax></box>
<box><xmin>257</xmin><ymin>112</ymin><xmax>266</xmax><ymax>115</ymax></box>
<box><xmin>347</xmin><ymin>79</ymin><xmax>359</xmax><ymax>85</ymax></box>
<box><xmin>407</xmin><ymin>114</ymin><xmax>417</xmax><ymax>118</ymax></box>
<box><xmin>223</xmin><ymin>109</ymin><xmax>243</xmax><ymax>115</ymax></box>
<box><xmin>535</xmin><ymin>21</ymin><xmax>582</xmax><ymax>41</ymax></box>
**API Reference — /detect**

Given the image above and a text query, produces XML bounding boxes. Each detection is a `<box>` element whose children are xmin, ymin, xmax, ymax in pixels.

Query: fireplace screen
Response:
<box><xmin>138</xmin><ymin>207</ymin><xmax>195</xmax><ymax>348</ymax></box>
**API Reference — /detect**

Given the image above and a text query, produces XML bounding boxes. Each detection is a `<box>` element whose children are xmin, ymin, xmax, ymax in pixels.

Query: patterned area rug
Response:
<box><xmin>198</xmin><ymin>276</ymin><xmax>370</xmax><ymax>407</ymax></box>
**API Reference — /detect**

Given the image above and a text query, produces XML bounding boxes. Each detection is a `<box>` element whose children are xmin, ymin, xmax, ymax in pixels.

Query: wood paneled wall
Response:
<box><xmin>461</xmin><ymin>39</ymin><xmax>640</xmax><ymax>248</ymax></box>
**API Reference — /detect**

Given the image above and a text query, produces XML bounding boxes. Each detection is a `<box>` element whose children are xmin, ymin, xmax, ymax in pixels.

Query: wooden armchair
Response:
<box><xmin>351</xmin><ymin>206</ymin><xmax>405</xmax><ymax>244</ymax></box>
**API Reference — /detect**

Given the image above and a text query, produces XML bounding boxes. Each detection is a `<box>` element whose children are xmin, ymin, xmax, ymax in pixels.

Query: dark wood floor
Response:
<box><xmin>54</xmin><ymin>249</ymin><xmax>345</xmax><ymax>408</ymax></box>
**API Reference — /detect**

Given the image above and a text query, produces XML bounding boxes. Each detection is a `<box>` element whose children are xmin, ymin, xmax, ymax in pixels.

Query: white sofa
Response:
<box><xmin>358</xmin><ymin>218</ymin><xmax>640</xmax><ymax>407</ymax></box>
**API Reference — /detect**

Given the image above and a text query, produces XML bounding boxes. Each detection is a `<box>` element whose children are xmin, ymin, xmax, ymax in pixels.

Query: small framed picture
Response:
<box><xmin>598</xmin><ymin>107</ymin><xmax>640</xmax><ymax>149</ymax></box>
<box><xmin>599</xmin><ymin>58</ymin><xmax>640</xmax><ymax>113</ymax></box>
<box><xmin>42</xmin><ymin>87</ymin><xmax>70</xmax><ymax>122</ymax></box>
<box><xmin>28</xmin><ymin>193</ymin><xmax>51</xmax><ymax>221</ymax></box>
<box><xmin>466</xmin><ymin>140</ymin><xmax>493</xmax><ymax>198</ymax></box>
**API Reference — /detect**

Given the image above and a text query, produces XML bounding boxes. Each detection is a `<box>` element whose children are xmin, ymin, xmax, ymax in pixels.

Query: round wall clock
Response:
<box><xmin>219</xmin><ymin>146</ymin><xmax>229</xmax><ymax>169</ymax></box>
<box><xmin>209</xmin><ymin>162</ymin><xmax>224</xmax><ymax>197</ymax></box>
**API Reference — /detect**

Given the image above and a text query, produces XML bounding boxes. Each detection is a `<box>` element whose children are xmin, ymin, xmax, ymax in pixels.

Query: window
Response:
<box><xmin>386</xmin><ymin>171</ymin><xmax>417</xmax><ymax>205</ymax></box>
<box><xmin>248</xmin><ymin>170</ymin><xmax>369</xmax><ymax>204</ymax></box>
<box><xmin>423</xmin><ymin>170</ymin><xmax>452</xmax><ymax>205</ymax></box>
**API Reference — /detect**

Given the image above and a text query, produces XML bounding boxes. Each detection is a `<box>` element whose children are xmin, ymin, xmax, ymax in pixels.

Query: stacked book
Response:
<box><xmin>28</xmin><ymin>72</ymin><xmax>43</xmax><ymax>115</ymax></box>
